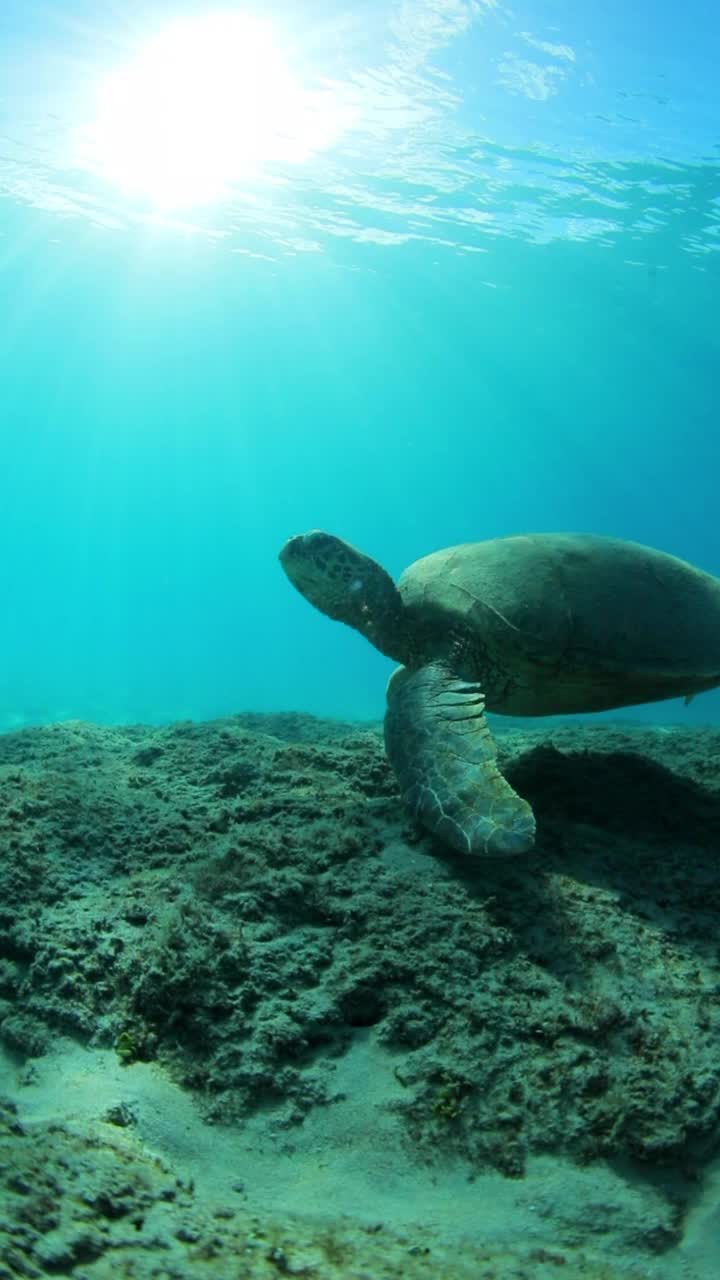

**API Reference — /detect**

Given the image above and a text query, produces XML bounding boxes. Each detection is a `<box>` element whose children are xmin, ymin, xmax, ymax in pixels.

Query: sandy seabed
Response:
<box><xmin>1</xmin><ymin>710</ymin><xmax>719</xmax><ymax>1278</ymax></box>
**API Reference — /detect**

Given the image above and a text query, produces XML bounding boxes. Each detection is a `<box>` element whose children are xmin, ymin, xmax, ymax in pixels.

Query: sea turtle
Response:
<box><xmin>279</xmin><ymin>531</ymin><xmax>720</xmax><ymax>857</ymax></box>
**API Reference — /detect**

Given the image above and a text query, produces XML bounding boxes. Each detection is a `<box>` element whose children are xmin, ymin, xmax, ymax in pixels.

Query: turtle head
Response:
<box><xmin>279</xmin><ymin>531</ymin><xmax>407</xmax><ymax>660</ymax></box>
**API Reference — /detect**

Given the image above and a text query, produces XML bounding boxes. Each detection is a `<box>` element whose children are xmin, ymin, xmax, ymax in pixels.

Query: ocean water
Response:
<box><xmin>3</xmin><ymin>7</ymin><xmax>720</xmax><ymax>1277</ymax></box>
<box><xmin>1</xmin><ymin>0</ymin><xmax>718</xmax><ymax>732</ymax></box>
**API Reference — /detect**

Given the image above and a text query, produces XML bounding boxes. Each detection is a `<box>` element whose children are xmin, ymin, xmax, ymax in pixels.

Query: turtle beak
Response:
<box><xmin>279</xmin><ymin>532</ymin><xmax>309</xmax><ymax>570</ymax></box>
<box><xmin>279</xmin><ymin>530</ymin><xmax>331</xmax><ymax>569</ymax></box>
<box><xmin>278</xmin><ymin>534</ymin><xmax>301</xmax><ymax>567</ymax></box>
<box><xmin>278</xmin><ymin>531</ymin><xmax>321</xmax><ymax>592</ymax></box>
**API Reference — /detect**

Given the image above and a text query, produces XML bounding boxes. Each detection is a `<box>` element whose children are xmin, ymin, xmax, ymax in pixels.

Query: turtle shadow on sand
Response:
<box><xmin>507</xmin><ymin>743</ymin><xmax>720</xmax><ymax>847</ymax></box>
<box><xmin>418</xmin><ymin>740</ymin><xmax>720</xmax><ymax>1007</ymax></box>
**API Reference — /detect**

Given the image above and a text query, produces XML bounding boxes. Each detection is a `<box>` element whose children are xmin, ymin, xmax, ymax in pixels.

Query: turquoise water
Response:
<box><xmin>1</xmin><ymin>0</ymin><xmax>719</xmax><ymax>731</ymax></box>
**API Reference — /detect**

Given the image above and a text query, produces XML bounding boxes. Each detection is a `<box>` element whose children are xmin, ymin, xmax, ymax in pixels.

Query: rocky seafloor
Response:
<box><xmin>1</xmin><ymin>711</ymin><xmax>720</xmax><ymax>1278</ymax></box>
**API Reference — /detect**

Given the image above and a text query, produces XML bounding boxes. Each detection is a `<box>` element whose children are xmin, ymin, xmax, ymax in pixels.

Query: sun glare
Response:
<box><xmin>82</xmin><ymin>11</ymin><xmax>345</xmax><ymax>209</ymax></box>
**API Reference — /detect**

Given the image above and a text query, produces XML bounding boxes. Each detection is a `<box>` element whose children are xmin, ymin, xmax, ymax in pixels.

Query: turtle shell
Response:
<box><xmin>397</xmin><ymin>533</ymin><xmax>720</xmax><ymax>716</ymax></box>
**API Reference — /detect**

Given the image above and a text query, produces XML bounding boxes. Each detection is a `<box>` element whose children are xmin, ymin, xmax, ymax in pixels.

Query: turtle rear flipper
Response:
<box><xmin>384</xmin><ymin>663</ymin><xmax>536</xmax><ymax>856</ymax></box>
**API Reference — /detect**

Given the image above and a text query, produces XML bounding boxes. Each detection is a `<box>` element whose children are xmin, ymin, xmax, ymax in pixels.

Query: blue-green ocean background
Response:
<box><xmin>1</xmin><ymin>0</ymin><xmax>718</xmax><ymax>732</ymax></box>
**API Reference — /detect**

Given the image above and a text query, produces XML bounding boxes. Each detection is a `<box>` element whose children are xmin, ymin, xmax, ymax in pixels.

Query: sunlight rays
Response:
<box><xmin>78</xmin><ymin>11</ymin><xmax>348</xmax><ymax>209</ymax></box>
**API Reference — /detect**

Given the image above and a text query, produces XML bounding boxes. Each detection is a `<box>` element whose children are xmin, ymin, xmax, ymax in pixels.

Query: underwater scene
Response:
<box><xmin>1</xmin><ymin>1</ymin><xmax>720</xmax><ymax>1276</ymax></box>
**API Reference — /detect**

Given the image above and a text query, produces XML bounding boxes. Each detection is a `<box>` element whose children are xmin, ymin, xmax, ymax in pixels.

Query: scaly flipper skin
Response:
<box><xmin>384</xmin><ymin>663</ymin><xmax>536</xmax><ymax>856</ymax></box>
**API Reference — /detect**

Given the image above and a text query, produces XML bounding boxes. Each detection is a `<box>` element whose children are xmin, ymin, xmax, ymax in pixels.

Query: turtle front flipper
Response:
<box><xmin>384</xmin><ymin>663</ymin><xmax>536</xmax><ymax>856</ymax></box>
